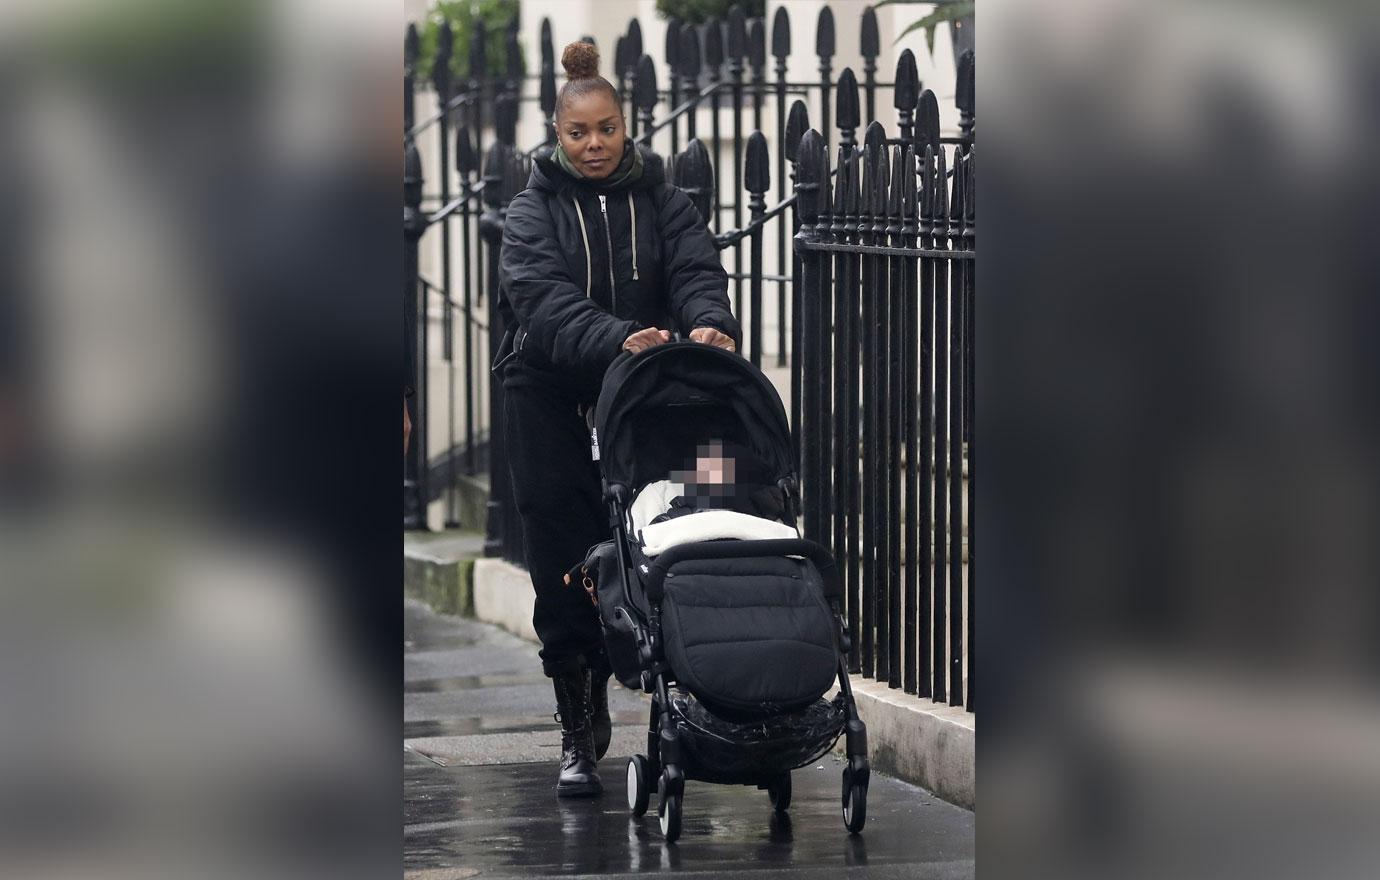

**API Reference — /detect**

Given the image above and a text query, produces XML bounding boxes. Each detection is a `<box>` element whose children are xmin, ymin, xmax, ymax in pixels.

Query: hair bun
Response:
<box><xmin>561</xmin><ymin>41</ymin><xmax>600</xmax><ymax>80</ymax></box>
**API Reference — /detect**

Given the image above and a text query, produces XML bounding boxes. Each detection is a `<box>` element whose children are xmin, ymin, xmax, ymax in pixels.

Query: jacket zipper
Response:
<box><xmin>627</xmin><ymin>192</ymin><xmax>639</xmax><ymax>281</ymax></box>
<box><xmin>598</xmin><ymin>194</ymin><xmax>618</xmax><ymax>315</ymax></box>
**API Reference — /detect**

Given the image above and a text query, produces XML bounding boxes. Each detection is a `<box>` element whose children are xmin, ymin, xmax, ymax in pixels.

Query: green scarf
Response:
<box><xmin>554</xmin><ymin>138</ymin><xmax>644</xmax><ymax>189</ymax></box>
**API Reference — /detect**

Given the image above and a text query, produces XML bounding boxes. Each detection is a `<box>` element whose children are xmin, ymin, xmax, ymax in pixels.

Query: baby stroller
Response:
<box><xmin>574</xmin><ymin>342</ymin><xmax>869</xmax><ymax>843</ymax></box>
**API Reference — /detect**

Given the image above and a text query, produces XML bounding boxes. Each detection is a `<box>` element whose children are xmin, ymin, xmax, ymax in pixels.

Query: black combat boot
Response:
<box><xmin>551</xmin><ymin>663</ymin><xmax>602</xmax><ymax>797</ymax></box>
<box><xmin>587</xmin><ymin>658</ymin><xmax>613</xmax><ymax>761</ymax></box>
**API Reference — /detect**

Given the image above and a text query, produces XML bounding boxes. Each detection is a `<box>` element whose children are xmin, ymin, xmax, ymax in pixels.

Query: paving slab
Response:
<box><xmin>404</xmin><ymin>598</ymin><xmax>974</xmax><ymax>878</ymax></box>
<box><xmin>405</xmin><ymin>754</ymin><xmax>975</xmax><ymax>879</ymax></box>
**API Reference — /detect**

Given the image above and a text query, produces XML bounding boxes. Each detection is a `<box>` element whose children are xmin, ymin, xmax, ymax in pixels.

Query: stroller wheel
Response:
<box><xmin>841</xmin><ymin>766</ymin><xmax>868</xmax><ymax>834</ymax></box>
<box><xmin>767</xmin><ymin>772</ymin><xmax>792</xmax><ymax>812</ymax></box>
<box><xmin>626</xmin><ymin>755</ymin><xmax>650</xmax><ymax>817</ymax></box>
<box><xmin>658</xmin><ymin>792</ymin><xmax>683</xmax><ymax>842</ymax></box>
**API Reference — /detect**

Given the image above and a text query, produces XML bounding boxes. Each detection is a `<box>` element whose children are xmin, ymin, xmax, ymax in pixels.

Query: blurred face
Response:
<box><xmin>556</xmin><ymin>91</ymin><xmax>626</xmax><ymax>179</ymax></box>
<box><xmin>692</xmin><ymin>441</ymin><xmax>734</xmax><ymax>485</ymax></box>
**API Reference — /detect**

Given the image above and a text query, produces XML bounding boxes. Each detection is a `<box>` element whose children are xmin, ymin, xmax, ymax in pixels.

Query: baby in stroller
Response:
<box><xmin>631</xmin><ymin>437</ymin><xmax>790</xmax><ymax>525</ymax></box>
<box><xmin>628</xmin><ymin>438</ymin><xmax>800</xmax><ymax>558</ymax></box>
<box><xmin>577</xmin><ymin>342</ymin><xmax>871</xmax><ymax>842</ymax></box>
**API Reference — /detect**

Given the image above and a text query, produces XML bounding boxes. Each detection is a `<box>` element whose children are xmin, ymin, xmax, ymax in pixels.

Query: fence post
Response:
<box><xmin>748</xmin><ymin>17</ymin><xmax>766</xmax><ymax>135</ymax></box>
<box><xmin>502</xmin><ymin>21</ymin><xmax>521</xmax><ymax>139</ymax></box>
<box><xmin>772</xmin><ymin>8</ymin><xmax>791</xmax><ymax>373</ymax></box>
<box><xmin>962</xmin><ymin>146</ymin><xmax>975</xmax><ymax>712</ymax></box>
<box><xmin>672</xmin><ymin>139</ymin><xmax>714</xmax><ymax>228</ymax></box>
<box><xmin>626</xmin><ymin>20</ymin><xmax>643</xmax><ymax>79</ymax></box>
<box><xmin>917</xmin><ymin>96</ymin><xmax>942</xmax><ymax>698</ymax></box>
<box><xmin>504</xmin><ymin>150</ymin><xmax>529</xmax><ymax>566</ymax></box>
<box><xmin>784</xmin><ymin>100</ymin><xmax>810</xmax><ymax>467</ymax></box>
<box><xmin>634</xmin><ymin>55</ymin><xmax>658</xmax><ymax>140</ymax></box>
<box><xmin>860</xmin><ymin>5</ymin><xmax>879</xmax><ymax>125</ymax></box>
<box><xmin>679</xmin><ymin>25</ymin><xmax>701</xmax><ymax>141</ymax></box>
<box><xmin>615</xmin><ymin>35</ymin><xmax>629</xmax><ymax>120</ymax></box>
<box><xmin>836</xmin><ymin>68</ymin><xmax>860</xmax><ymax>153</ymax></box>
<box><xmin>931</xmin><ymin>144</ymin><xmax>950</xmax><ymax>703</ymax></box>
<box><xmin>815</xmin><ymin>7</ymin><xmax>834</xmax><ymax>151</ymax></box>
<box><xmin>433</xmin><ymin>22</ymin><xmax>460</xmax><ymax>527</ymax></box>
<box><xmin>469</xmin><ymin>17</ymin><xmax>488</xmax><ymax>231</ymax></box>
<box><xmin>793</xmin><ymin>129</ymin><xmax>825</xmax><ymax>547</ymax></box>
<box><xmin>918</xmin><ymin>138</ymin><xmax>936</xmax><ymax>698</ymax></box>
<box><xmin>540</xmin><ymin>19</ymin><xmax>556</xmax><ymax>145</ymax></box>
<box><xmin>946</xmin><ymin>146</ymin><xmax>967</xmax><ymax>706</ymax></box>
<box><xmin>494</xmin><ymin>96</ymin><xmax>514</xmax><ymax>148</ymax></box>
<box><xmin>456</xmin><ymin>126</ymin><xmax>478</xmax><ymax>477</ymax></box>
<box><xmin>894</xmin><ymin>49</ymin><xmax>919</xmax><ymax>152</ymax></box>
<box><xmin>481</xmin><ymin>142</ymin><xmax>511</xmax><ymax>558</ymax></box>
<box><xmin>868</xmin><ymin>122</ymin><xmax>891</xmax><ymax>684</ymax></box>
<box><xmin>404</xmin><ymin>24</ymin><xmax>418</xmax><ymax>134</ymax></box>
<box><xmin>727</xmin><ymin>7</ymin><xmax>747</xmax><ymax>325</ymax></box>
<box><xmin>901</xmin><ymin>143</ymin><xmax>920</xmax><ymax>696</ymax></box>
<box><xmin>918</xmin><ymin>88</ymin><xmax>941</xmax><ymax>157</ymax></box>
<box><xmin>771</xmin><ymin>8</ymin><xmax>791</xmax><ymax>151</ymax></box>
<box><xmin>814</xmin><ymin>142</ymin><xmax>835</xmax><ymax>561</ymax></box>
<box><xmin>744</xmin><ymin>130</ymin><xmax>768</xmax><ymax>369</ymax></box>
<box><xmin>625</xmin><ymin>20</ymin><xmax>644</xmax><ymax>138</ymax></box>
<box><xmin>957</xmin><ymin>49</ymin><xmax>975</xmax><ymax>146</ymax></box>
<box><xmin>844</xmin><ymin>136</ymin><xmax>866</xmax><ymax>684</ymax></box>
<box><xmin>885</xmin><ymin>132</ymin><xmax>906</xmax><ymax>689</ymax></box>
<box><xmin>666</xmin><ymin>18</ymin><xmax>682</xmax><ymax>158</ymax></box>
<box><xmin>818</xmin><ymin>142</ymin><xmax>843</xmax><ymax>588</ymax></box>
<box><xmin>402</xmin><ymin>20</ymin><xmax>418</xmax><ymax>523</ymax></box>
<box><xmin>704</xmin><ymin>19</ymin><xmax>724</xmax><ymax>235</ymax></box>
<box><xmin>433</xmin><ymin>19</ymin><xmax>455</xmax><ymax>117</ymax></box>
<box><xmin>404</xmin><ymin>139</ymin><xmax>427</xmax><ymax>530</ymax></box>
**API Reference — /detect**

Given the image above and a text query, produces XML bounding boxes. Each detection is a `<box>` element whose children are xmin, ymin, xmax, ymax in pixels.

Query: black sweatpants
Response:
<box><xmin>503</xmin><ymin>372</ymin><xmax>611</xmax><ymax>676</ymax></box>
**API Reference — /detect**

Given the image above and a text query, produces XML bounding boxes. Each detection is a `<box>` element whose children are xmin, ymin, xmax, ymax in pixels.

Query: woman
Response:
<box><xmin>496</xmin><ymin>41</ymin><xmax>739</xmax><ymax>798</ymax></box>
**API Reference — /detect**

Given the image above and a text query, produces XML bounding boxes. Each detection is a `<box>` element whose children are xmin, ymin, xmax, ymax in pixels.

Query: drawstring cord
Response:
<box><xmin>571</xmin><ymin>196</ymin><xmax>593</xmax><ymax>298</ymax></box>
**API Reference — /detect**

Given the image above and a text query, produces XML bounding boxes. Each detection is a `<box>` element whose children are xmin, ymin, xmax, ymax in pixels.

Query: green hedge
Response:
<box><xmin>415</xmin><ymin>0</ymin><xmax>525</xmax><ymax>84</ymax></box>
<box><xmin>654</xmin><ymin>0</ymin><xmax>767</xmax><ymax>25</ymax></box>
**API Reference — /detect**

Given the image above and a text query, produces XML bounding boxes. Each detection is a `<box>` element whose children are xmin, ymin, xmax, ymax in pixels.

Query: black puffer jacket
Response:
<box><xmin>496</xmin><ymin>142</ymin><xmax>739</xmax><ymax>398</ymax></box>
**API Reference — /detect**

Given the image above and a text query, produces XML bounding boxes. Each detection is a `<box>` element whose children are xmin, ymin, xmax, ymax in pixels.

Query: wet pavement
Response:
<box><xmin>404</xmin><ymin>598</ymin><xmax>975</xmax><ymax>878</ymax></box>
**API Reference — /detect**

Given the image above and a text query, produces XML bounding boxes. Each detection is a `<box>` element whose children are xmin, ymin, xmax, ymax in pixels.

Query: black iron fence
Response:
<box><xmin>404</xmin><ymin>4</ymin><xmax>974</xmax><ymax>709</ymax></box>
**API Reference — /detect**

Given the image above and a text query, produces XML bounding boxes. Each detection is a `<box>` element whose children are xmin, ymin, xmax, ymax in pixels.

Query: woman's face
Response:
<box><xmin>556</xmin><ymin>91</ymin><xmax>627</xmax><ymax>179</ymax></box>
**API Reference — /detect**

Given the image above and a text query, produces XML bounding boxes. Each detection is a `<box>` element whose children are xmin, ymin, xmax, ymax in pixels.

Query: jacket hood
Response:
<box><xmin>528</xmin><ymin>142</ymin><xmax>666</xmax><ymax>195</ymax></box>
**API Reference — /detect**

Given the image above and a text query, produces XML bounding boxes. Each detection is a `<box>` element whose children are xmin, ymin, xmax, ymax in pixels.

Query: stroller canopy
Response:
<box><xmin>595</xmin><ymin>343</ymin><xmax>795</xmax><ymax>493</ymax></box>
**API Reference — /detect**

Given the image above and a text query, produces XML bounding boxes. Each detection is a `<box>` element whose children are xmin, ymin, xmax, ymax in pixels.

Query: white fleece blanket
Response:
<box><xmin>638</xmin><ymin>509</ymin><xmax>798</xmax><ymax>557</ymax></box>
<box><xmin>630</xmin><ymin>480</ymin><xmax>684</xmax><ymax>533</ymax></box>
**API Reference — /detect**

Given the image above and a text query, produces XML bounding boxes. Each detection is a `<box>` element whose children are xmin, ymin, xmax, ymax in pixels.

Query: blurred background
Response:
<box><xmin>1</xmin><ymin>0</ymin><xmax>400</xmax><ymax>877</ymax></box>
<box><xmin>980</xmin><ymin>1</ymin><xmax>1380</xmax><ymax>878</ymax></box>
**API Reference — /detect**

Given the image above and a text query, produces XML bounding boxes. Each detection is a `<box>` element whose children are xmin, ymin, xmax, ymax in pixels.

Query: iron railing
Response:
<box><xmin>404</xmin><ymin>3</ymin><xmax>974</xmax><ymax>710</ymax></box>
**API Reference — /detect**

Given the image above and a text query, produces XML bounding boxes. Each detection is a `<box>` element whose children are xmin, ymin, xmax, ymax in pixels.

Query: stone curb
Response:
<box><xmin>471</xmin><ymin>558</ymin><xmax>539</xmax><ymax>643</ymax></box>
<box><xmin>846</xmin><ymin>676</ymin><xmax>974</xmax><ymax>809</ymax></box>
<box><xmin>403</xmin><ymin>552</ymin><xmax>474</xmax><ymax>618</ymax></box>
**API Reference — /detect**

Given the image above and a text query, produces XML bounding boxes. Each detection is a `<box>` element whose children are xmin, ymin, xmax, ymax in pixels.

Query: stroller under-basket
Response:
<box><xmin>574</xmin><ymin>342</ymin><xmax>869</xmax><ymax>843</ymax></box>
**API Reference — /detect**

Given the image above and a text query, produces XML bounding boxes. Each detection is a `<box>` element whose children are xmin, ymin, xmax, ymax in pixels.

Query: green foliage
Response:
<box><xmin>654</xmin><ymin>0</ymin><xmax>766</xmax><ymax>25</ymax></box>
<box><xmin>874</xmin><ymin>0</ymin><xmax>975</xmax><ymax>58</ymax></box>
<box><xmin>414</xmin><ymin>0</ymin><xmax>525</xmax><ymax>84</ymax></box>
<box><xmin>42</xmin><ymin>0</ymin><xmax>254</xmax><ymax>85</ymax></box>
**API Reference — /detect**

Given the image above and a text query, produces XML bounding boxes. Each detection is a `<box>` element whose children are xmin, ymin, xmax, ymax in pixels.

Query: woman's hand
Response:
<box><xmin>623</xmin><ymin>327</ymin><xmax>671</xmax><ymax>354</ymax></box>
<box><xmin>690</xmin><ymin>327</ymin><xmax>736</xmax><ymax>352</ymax></box>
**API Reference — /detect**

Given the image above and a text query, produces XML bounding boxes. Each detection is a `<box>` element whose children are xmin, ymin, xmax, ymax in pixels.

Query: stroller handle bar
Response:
<box><xmin>644</xmin><ymin>538</ymin><xmax>841</xmax><ymax>604</ymax></box>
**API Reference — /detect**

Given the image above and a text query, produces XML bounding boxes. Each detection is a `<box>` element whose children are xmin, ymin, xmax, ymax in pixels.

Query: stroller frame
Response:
<box><xmin>602</xmin><ymin>481</ymin><xmax>871</xmax><ymax>843</ymax></box>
